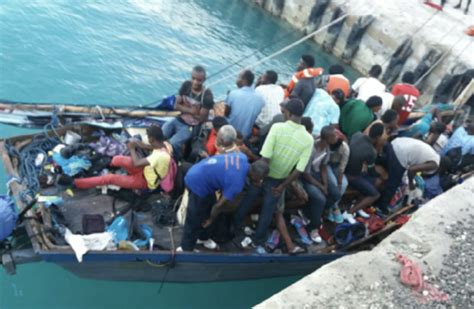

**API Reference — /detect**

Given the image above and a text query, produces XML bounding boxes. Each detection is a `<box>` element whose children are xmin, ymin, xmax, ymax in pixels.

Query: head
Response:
<box><xmin>329</xmin><ymin>64</ymin><xmax>345</xmax><ymax>75</ymax></box>
<box><xmin>237</xmin><ymin>70</ymin><xmax>255</xmax><ymax>88</ymax></box>
<box><xmin>320</xmin><ymin>125</ymin><xmax>338</xmax><ymax>146</ymax></box>
<box><xmin>368</xmin><ymin>65</ymin><xmax>382</xmax><ymax>78</ymax></box>
<box><xmin>216</xmin><ymin>125</ymin><xmax>237</xmax><ymax>149</ymax></box>
<box><xmin>381</xmin><ymin>109</ymin><xmax>399</xmax><ymax>133</ymax></box>
<box><xmin>429</xmin><ymin>121</ymin><xmax>447</xmax><ymax>135</ymax></box>
<box><xmin>212</xmin><ymin>116</ymin><xmax>228</xmax><ymax>131</ymax></box>
<box><xmin>248</xmin><ymin>160</ymin><xmax>269</xmax><ymax>187</ymax></box>
<box><xmin>280</xmin><ymin>98</ymin><xmax>305</xmax><ymax>121</ymax></box>
<box><xmin>301</xmin><ymin>117</ymin><xmax>314</xmax><ymax>134</ymax></box>
<box><xmin>261</xmin><ymin>70</ymin><xmax>278</xmax><ymax>85</ymax></box>
<box><xmin>366</xmin><ymin>95</ymin><xmax>383</xmax><ymax>113</ymax></box>
<box><xmin>392</xmin><ymin>95</ymin><xmax>406</xmax><ymax>113</ymax></box>
<box><xmin>368</xmin><ymin>123</ymin><xmax>385</xmax><ymax>144</ymax></box>
<box><xmin>466</xmin><ymin>119</ymin><xmax>474</xmax><ymax>135</ymax></box>
<box><xmin>297</xmin><ymin>54</ymin><xmax>315</xmax><ymax>71</ymax></box>
<box><xmin>235</xmin><ymin>131</ymin><xmax>244</xmax><ymax>146</ymax></box>
<box><xmin>401</xmin><ymin>71</ymin><xmax>416</xmax><ymax>84</ymax></box>
<box><xmin>331</xmin><ymin>88</ymin><xmax>346</xmax><ymax>104</ymax></box>
<box><xmin>191</xmin><ymin>65</ymin><xmax>206</xmax><ymax>91</ymax></box>
<box><xmin>146</xmin><ymin>125</ymin><xmax>166</xmax><ymax>147</ymax></box>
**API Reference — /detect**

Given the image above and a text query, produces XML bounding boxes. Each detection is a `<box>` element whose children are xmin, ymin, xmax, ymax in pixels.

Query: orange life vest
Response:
<box><xmin>284</xmin><ymin>67</ymin><xmax>324</xmax><ymax>98</ymax></box>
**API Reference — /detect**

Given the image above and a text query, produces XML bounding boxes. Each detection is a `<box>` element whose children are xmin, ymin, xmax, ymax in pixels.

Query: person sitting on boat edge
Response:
<box><xmin>285</xmin><ymin>54</ymin><xmax>324</xmax><ymax>108</ymax></box>
<box><xmin>351</xmin><ymin>64</ymin><xmax>386</xmax><ymax>102</ymax></box>
<box><xmin>233</xmin><ymin>98</ymin><xmax>313</xmax><ymax>255</ymax></box>
<box><xmin>179</xmin><ymin>125</ymin><xmax>268</xmax><ymax>252</ymax></box>
<box><xmin>302</xmin><ymin>124</ymin><xmax>344</xmax><ymax>243</ymax></box>
<box><xmin>225</xmin><ymin>70</ymin><xmax>265</xmax><ymax>139</ymax></box>
<box><xmin>73</xmin><ymin>125</ymin><xmax>172</xmax><ymax>190</ymax></box>
<box><xmin>162</xmin><ymin>65</ymin><xmax>214</xmax><ymax>158</ymax></box>
<box><xmin>343</xmin><ymin>124</ymin><xmax>385</xmax><ymax>223</ymax></box>
<box><xmin>254</xmin><ymin>70</ymin><xmax>285</xmax><ymax>129</ymax></box>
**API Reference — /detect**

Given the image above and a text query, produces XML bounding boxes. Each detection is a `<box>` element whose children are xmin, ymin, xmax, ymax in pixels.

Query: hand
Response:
<box><xmin>202</xmin><ymin>218</ymin><xmax>212</xmax><ymax>229</ymax></box>
<box><xmin>272</xmin><ymin>185</ymin><xmax>284</xmax><ymax>197</ymax></box>
<box><xmin>127</xmin><ymin>141</ymin><xmax>137</xmax><ymax>150</ymax></box>
<box><xmin>191</xmin><ymin>105</ymin><xmax>200</xmax><ymax>115</ymax></box>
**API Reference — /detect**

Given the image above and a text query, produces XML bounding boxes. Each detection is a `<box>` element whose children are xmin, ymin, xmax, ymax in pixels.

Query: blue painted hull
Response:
<box><xmin>40</xmin><ymin>250</ymin><xmax>346</xmax><ymax>282</ymax></box>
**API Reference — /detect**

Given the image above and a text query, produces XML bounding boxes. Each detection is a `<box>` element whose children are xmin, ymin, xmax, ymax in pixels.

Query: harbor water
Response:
<box><xmin>0</xmin><ymin>1</ymin><xmax>358</xmax><ymax>308</ymax></box>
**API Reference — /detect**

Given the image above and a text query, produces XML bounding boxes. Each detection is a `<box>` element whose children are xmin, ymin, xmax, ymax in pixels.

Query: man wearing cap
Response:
<box><xmin>233</xmin><ymin>98</ymin><xmax>314</xmax><ymax>254</ymax></box>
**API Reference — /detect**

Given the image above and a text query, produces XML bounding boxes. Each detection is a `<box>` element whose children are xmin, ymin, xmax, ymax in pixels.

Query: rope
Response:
<box><xmin>206</xmin><ymin>13</ymin><xmax>350</xmax><ymax>88</ymax></box>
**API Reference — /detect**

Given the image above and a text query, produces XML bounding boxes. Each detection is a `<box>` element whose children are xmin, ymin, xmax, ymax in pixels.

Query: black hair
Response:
<box><xmin>368</xmin><ymin>65</ymin><xmax>382</xmax><ymax>78</ymax></box>
<box><xmin>401</xmin><ymin>71</ymin><xmax>416</xmax><ymax>84</ymax></box>
<box><xmin>331</xmin><ymin>89</ymin><xmax>346</xmax><ymax>103</ymax></box>
<box><xmin>301</xmin><ymin>54</ymin><xmax>315</xmax><ymax>68</ymax></box>
<box><xmin>265</xmin><ymin>70</ymin><xmax>278</xmax><ymax>84</ymax></box>
<box><xmin>193</xmin><ymin>65</ymin><xmax>206</xmax><ymax>78</ymax></box>
<box><xmin>242</xmin><ymin>70</ymin><xmax>255</xmax><ymax>86</ymax></box>
<box><xmin>147</xmin><ymin>125</ymin><xmax>165</xmax><ymax>142</ymax></box>
<box><xmin>236</xmin><ymin>131</ymin><xmax>244</xmax><ymax>140</ymax></box>
<box><xmin>301</xmin><ymin>117</ymin><xmax>314</xmax><ymax>133</ymax></box>
<box><xmin>320</xmin><ymin>125</ymin><xmax>336</xmax><ymax>140</ymax></box>
<box><xmin>329</xmin><ymin>64</ymin><xmax>345</xmax><ymax>75</ymax></box>
<box><xmin>366</xmin><ymin>96</ymin><xmax>383</xmax><ymax>108</ymax></box>
<box><xmin>369</xmin><ymin>123</ymin><xmax>384</xmax><ymax>139</ymax></box>
<box><xmin>212</xmin><ymin>116</ymin><xmax>228</xmax><ymax>131</ymax></box>
<box><xmin>381</xmin><ymin>109</ymin><xmax>398</xmax><ymax>124</ymax></box>
<box><xmin>430</xmin><ymin>121</ymin><xmax>447</xmax><ymax>134</ymax></box>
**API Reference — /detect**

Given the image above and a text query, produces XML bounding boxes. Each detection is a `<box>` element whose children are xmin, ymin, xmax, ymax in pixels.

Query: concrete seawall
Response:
<box><xmin>257</xmin><ymin>177</ymin><xmax>474</xmax><ymax>308</ymax></box>
<box><xmin>249</xmin><ymin>0</ymin><xmax>474</xmax><ymax>105</ymax></box>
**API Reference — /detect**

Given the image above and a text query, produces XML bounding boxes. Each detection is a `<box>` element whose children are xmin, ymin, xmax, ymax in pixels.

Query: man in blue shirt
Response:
<box><xmin>180</xmin><ymin>125</ymin><xmax>268</xmax><ymax>251</ymax></box>
<box><xmin>226</xmin><ymin>70</ymin><xmax>265</xmax><ymax>139</ymax></box>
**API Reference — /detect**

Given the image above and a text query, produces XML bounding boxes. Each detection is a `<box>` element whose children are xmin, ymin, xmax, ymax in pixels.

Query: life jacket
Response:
<box><xmin>284</xmin><ymin>67</ymin><xmax>324</xmax><ymax>98</ymax></box>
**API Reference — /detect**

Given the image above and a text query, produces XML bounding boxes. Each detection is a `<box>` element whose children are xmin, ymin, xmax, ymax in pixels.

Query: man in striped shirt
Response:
<box><xmin>233</xmin><ymin>98</ymin><xmax>314</xmax><ymax>254</ymax></box>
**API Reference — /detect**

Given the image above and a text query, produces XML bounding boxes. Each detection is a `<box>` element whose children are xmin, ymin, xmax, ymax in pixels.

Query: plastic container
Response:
<box><xmin>64</xmin><ymin>130</ymin><xmax>81</xmax><ymax>145</ymax></box>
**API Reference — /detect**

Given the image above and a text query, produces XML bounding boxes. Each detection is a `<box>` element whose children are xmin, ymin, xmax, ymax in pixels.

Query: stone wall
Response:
<box><xmin>249</xmin><ymin>0</ymin><xmax>474</xmax><ymax>105</ymax></box>
<box><xmin>257</xmin><ymin>177</ymin><xmax>474</xmax><ymax>308</ymax></box>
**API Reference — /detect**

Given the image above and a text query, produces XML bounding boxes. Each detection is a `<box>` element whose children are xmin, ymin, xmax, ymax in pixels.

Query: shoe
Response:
<box><xmin>333</xmin><ymin>208</ymin><xmax>344</xmax><ymax>224</ymax></box>
<box><xmin>342</xmin><ymin>211</ymin><xmax>357</xmax><ymax>224</ymax></box>
<box><xmin>255</xmin><ymin>245</ymin><xmax>267</xmax><ymax>255</ymax></box>
<box><xmin>244</xmin><ymin>226</ymin><xmax>255</xmax><ymax>236</ymax></box>
<box><xmin>310</xmin><ymin>229</ymin><xmax>322</xmax><ymax>244</ymax></box>
<box><xmin>196</xmin><ymin>239</ymin><xmax>218</xmax><ymax>250</ymax></box>
<box><xmin>240</xmin><ymin>236</ymin><xmax>253</xmax><ymax>248</ymax></box>
<box><xmin>289</xmin><ymin>246</ymin><xmax>305</xmax><ymax>255</ymax></box>
<box><xmin>357</xmin><ymin>209</ymin><xmax>371</xmax><ymax>219</ymax></box>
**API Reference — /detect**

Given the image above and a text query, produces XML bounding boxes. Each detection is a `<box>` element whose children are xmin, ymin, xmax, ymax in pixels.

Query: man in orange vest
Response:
<box><xmin>285</xmin><ymin>54</ymin><xmax>323</xmax><ymax>108</ymax></box>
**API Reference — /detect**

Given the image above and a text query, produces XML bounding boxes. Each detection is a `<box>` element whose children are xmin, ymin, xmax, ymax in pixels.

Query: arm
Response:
<box><xmin>202</xmin><ymin>196</ymin><xmax>227</xmax><ymax>228</ymax></box>
<box><xmin>174</xmin><ymin>95</ymin><xmax>197</xmax><ymax>114</ymax></box>
<box><xmin>273</xmin><ymin>170</ymin><xmax>302</xmax><ymax>196</ymax></box>
<box><xmin>320</xmin><ymin>164</ymin><xmax>328</xmax><ymax>194</ymax></box>
<box><xmin>407</xmin><ymin>161</ymin><xmax>438</xmax><ymax>189</ymax></box>
<box><xmin>302</xmin><ymin>171</ymin><xmax>326</xmax><ymax>192</ymax></box>
<box><xmin>197</xmin><ymin>107</ymin><xmax>210</xmax><ymax>123</ymax></box>
<box><xmin>135</xmin><ymin>140</ymin><xmax>153</xmax><ymax>151</ymax></box>
<box><xmin>128</xmin><ymin>142</ymin><xmax>150</xmax><ymax>168</ymax></box>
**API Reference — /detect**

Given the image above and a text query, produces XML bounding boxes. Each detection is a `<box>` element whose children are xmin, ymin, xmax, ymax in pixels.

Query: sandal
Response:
<box><xmin>289</xmin><ymin>246</ymin><xmax>305</xmax><ymax>255</ymax></box>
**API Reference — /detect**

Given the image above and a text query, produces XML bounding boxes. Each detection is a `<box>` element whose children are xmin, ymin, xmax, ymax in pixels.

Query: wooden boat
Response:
<box><xmin>0</xmin><ymin>112</ymin><xmax>412</xmax><ymax>283</ymax></box>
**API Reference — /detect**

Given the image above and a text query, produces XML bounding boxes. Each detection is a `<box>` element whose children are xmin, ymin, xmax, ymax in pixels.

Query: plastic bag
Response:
<box><xmin>106</xmin><ymin>216</ymin><xmax>129</xmax><ymax>244</ymax></box>
<box><xmin>0</xmin><ymin>195</ymin><xmax>18</xmax><ymax>241</ymax></box>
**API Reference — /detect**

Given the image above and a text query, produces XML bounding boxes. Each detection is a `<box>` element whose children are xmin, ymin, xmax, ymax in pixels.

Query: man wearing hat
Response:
<box><xmin>233</xmin><ymin>98</ymin><xmax>314</xmax><ymax>254</ymax></box>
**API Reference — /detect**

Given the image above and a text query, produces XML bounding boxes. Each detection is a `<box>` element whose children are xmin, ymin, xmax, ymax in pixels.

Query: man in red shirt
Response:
<box><xmin>391</xmin><ymin>71</ymin><xmax>420</xmax><ymax>125</ymax></box>
<box><xmin>205</xmin><ymin>116</ymin><xmax>228</xmax><ymax>155</ymax></box>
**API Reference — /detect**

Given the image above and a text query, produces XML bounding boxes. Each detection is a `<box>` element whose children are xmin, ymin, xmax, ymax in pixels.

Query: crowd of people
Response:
<box><xmin>73</xmin><ymin>54</ymin><xmax>474</xmax><ymax>254</ymax></box>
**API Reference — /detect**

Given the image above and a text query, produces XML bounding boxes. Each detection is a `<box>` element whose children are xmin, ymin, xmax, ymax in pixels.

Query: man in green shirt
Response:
<box><xmin>233</xmin><ymin>99</ymin><xmax>313</xmax><ymax>254</ymax></box>
<box><xmin>339</xmin><ymin>96</ymin><xmax>382</xmax><ymax>139</ymax></box>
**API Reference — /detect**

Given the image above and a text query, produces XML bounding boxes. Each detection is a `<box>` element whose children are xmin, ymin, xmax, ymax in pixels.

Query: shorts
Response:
<box><xmin>348</xmin><ymin>174</ymin><xmax>379</xmax><ymax>197</ymax></box>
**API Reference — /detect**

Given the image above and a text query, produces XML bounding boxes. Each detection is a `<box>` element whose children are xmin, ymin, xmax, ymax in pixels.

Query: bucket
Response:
<box><xmin>64</xmin><ymin>130</ymin><xmax>81</xmax><ymax>145</ymax></box>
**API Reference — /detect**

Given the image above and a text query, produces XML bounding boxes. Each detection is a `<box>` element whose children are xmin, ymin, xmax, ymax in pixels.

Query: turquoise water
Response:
<box><xmin>0</xmin><ymin>1</ymin><xmax>358</xmax><ymax>308</ymax></box>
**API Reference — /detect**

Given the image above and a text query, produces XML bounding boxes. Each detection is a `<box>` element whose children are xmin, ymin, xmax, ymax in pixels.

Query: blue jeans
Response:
<box><xmin>233</xmin><ymin>177</ymin><xmax>284</xmax><ymax>246</ymax></box>
<box><xmin>303</xmin><ymin>167</ymin><xmax>344</xmax><ymax>230</ymax></box>
<box><xmin>328</xmin><ymin>165</ymin><xmax>348</xmax><ymax>208</ymax></box>
<box><xmin>162</xmin><ymin>118</ymin><xmax>193</xmax><ymax>154</ymax></box>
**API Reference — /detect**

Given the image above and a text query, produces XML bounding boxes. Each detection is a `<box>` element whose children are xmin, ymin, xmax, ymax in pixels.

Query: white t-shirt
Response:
<box><xmin>255</xmin><ymin>84</ymin><xmax>285</xmax><ymax>128</ymax></box>
<box><xmin>352</xmin><ymin>77</ymin><xmax>387</xmax><ymax>102</ymax></box>
<box><xmin>433</xmin><ymin>134</ymin><xmax>449</xmax><ymax>154</ymax></box>
<box><xmin>392</xmin><ymin>137</ymin><xmax>440</xmax><ymax>173</ymax></box>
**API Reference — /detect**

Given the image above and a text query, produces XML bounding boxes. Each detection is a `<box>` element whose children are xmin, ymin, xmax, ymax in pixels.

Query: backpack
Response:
<box><xmin>160</xmin><ymin>158</ymin><xmax>177</xmax><ymax>193</ymax></box>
